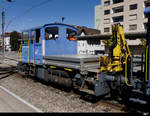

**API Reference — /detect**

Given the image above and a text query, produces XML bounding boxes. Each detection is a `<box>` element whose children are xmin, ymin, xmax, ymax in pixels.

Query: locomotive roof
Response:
<box><xmin>144</xmin><ymin>6</ymin><xmax>150</xmax><ymax>14</ymax></box>
<box><xmin>22</xmin><ymin>23</ymin><xmax>78</xmax><ymax>32</ymax></box>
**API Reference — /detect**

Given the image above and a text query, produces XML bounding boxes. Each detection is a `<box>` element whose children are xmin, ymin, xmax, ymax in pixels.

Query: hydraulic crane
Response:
<box><xmin>145</xmin><ymin>6</ymin><xmax>150</xmax><ymax>96</ymax></box>
<box><xmin>98</xmin><ymin>7</ymin><xmax>150</xmax><ymax>110</ymax></box>
<box><xmin>100</xmin><ymin>24</ymin><xmax>132</xmax><ymax>74</ymax></box>
<box><xmin>100</xmin><ymin>24</ymin><xmax>133</xmax><ymax>88</ymax></box>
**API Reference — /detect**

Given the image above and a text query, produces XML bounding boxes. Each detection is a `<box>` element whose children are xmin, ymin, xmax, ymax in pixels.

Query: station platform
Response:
<box><xmin>0</xmin><ymin>86</ymin><xmax>42</xmax><ymax>112</ymax></box>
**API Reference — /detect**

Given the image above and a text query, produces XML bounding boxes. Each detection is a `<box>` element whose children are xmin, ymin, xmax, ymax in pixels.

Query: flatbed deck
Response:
<box><xmin>44</xmin><ymin>55</ymin><xmax>101</xmax><ymax>73</ymax></box>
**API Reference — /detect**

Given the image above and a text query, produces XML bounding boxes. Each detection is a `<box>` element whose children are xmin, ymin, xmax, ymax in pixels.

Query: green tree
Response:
<box><xmin>102</xmin><ymin>39</ymin><xmax>113</xmax><ymax>47</ymax></box>
<box><xmin>140</xmin><ymin>38</ymin><xmax>147</xmax><ymax>47</ymax></box>
<box><xmin>10</xmin><ymin>31</ymin><xmax>21</xmax><ymax>51</ymax></box>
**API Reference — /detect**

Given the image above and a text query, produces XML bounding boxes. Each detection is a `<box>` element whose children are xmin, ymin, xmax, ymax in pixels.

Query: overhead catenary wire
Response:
<box><xmin>4</xmin><ymin>0</ymin><xmax>53</xmax><ymax>32</ymax></box>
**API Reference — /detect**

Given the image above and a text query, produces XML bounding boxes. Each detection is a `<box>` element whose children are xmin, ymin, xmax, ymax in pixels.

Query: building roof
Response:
<box><xmin>73</xmin><ymin>26</ymin><xmax>101</xmax><ymax>35</ymax></box>
<box><xmin>0</xmin><ymin>33</ymin><xmax>11</xmax><ymax>37</ymax></box>
<box><xmin>4</xmin><ymin>33</ymin><xmax>11</xmax><ymax>37</ymax></box>
<box><xmin>76</xmin><ymin>32</ymin><xmax>146</xmax><ymax>40</ymax></box>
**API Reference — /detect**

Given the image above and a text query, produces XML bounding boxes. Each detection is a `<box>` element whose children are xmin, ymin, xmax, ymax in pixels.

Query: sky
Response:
<box><xmin>0</xmin><ymin>0</ymin><xmax>101</xmax><ymax>33</ymax></box>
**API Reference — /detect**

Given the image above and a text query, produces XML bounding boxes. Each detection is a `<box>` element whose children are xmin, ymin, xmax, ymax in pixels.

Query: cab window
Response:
<box><xmin>22</xmin><ymin>31</ymin><xmax>29</xmax><ymax>44</ymax></box>
<box><xmin>45</xmin><ymin>27</ymin><xmax>59</xmax><ymax>40</ymax></box>
<box><xmin>36</xmin><ymin>29</ymin><xmax>41</xmax><ymax>43</ymax></box>
<box><xmin>66</xmin><ymin>28</ymin><xmax>77</xmax><ymax>41</ymax></box>
<box><xmin>30</xmin><ymin>31</ymin><xmax>35</xmax><ymax>44</ymax></box>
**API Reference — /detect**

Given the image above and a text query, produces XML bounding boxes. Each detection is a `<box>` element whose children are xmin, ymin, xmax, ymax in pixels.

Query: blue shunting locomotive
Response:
<box><xmin>17</xmin><ymin>23</ymin><xmax>103</xmax><ymax>96</ymax></box>
<box><xmin>21</xmin><ymin>23</ymin><xmax>78</xmax><ymax>65</ymax></box>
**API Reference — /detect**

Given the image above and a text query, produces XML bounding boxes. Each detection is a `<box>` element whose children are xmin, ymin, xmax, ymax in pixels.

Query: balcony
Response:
<box><xmin>112</xmin><ymin>16</ymin><xmax>124</xmax><ymax>23</ymax></box>
<box><xmin>129</xmin><ymin>24</ymin><xmax>137</xmax><ymax>31</ymax></box>
<box><xmin>112</xmin><ymin>6</ymin><xmax>124</xmax><ymax>14</ymax></box>
<box><xmin>113</xmin><ymin>0</ymin><xmax>124</xmax><ymax>4</ymax></box>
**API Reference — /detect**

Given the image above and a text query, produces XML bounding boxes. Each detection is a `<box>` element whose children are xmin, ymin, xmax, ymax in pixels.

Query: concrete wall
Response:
<box><xmin>77</xmin><ymin>40</ymin><xmax>105</xmax><ymax>55</ymax></box>
<box><xmin>95</xmin><ymin>5</ymin><xmax>102</xmax><ymax>30</ymax></box>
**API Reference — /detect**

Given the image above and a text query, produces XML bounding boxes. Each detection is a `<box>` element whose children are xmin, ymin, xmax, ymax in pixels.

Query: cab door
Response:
<box><xmin>21</xmin><ymin>31</ymin><xmax>30</xmax><ymax>63</ymax></box>
<box><xmin>30</xmin><ymin>29</ymin><xmax>42</xmax><ymax>65</ymax></box>
<box><xmin>34</xmin><ymin>29</ymin><xmax>42</xmax><ymax>65</ymax></box>
<box><xmin>29</xmin><ymin>30</ymin><xmax>35</xmax><ymax>64</ymax></box>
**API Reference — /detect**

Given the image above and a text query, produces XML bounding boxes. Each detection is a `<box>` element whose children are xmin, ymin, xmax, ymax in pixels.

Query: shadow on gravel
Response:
<box><xmin>23</xmin><ymin>75</ymin><xmax>72</xmax><ymax>93</ymax></box>
<box><xmin>0</xmin><ymin>66</ymin><xmax>16</xmax><ymax>71</ymax></box>
<box><xmin>19</xmin><ymin>74</ymin><xmax>148</xmax><ymax>114</ymax></box>
<box><xmin>78</xmin><ymin>91</ymin><xmax>111</xmax><ymax>103</ymax></box>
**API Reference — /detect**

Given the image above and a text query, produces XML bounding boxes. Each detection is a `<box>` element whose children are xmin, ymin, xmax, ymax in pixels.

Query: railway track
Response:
<box><xmin>0</xmin><ymin>56</ymin><xmax>126</xmax><ymax>112</ymax></box>
<box><xmin>0</xmin><ymin>65</ymin><xmax>17</xmax><ymax>80</ymax></box>
<box><xmin>98</xmin><ymin>100</ymin><xmax>124</xmax><ymax>111</ymax></box>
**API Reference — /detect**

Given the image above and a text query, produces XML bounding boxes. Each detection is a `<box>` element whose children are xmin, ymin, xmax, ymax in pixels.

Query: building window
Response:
<box><xmin>104</xmin><ymin>10</ymin><xmax>110</xmax><ymax>15</ymax></box>
<box><xmin>112</xmin><ymin>16</ymin><xmax>123</xmax><ymax>23</ymax></box>
<box><xmin>104</xmin><ymin>27</ymin><xmax>110</xmax><ymax>32</ymax></box>
<box><xmin>130</xmin><ymin>4</ymin><xmax>137</xmax><ymax>10</ymax></box>
<box><xmin>129</xmin><ymin>14</ymin><xmax>137</xmax><ymax>21</ymax></box>
<box><xmin>104</xmin><ymin>18</ymin><xmax>110</xmax><ymax>24</ymax></box>
<box><xmin>144</xmin><ymin>14</ymin><xmax>149</xmax><ymax>18</ymax></box>
<box><xmin>113</xmin><ymin>0</ymin><xmax>124</xmax><ymax>4</ymax></box>
<box><xmin>36</xmin><ymin>29</ymin><xmax>41</xmax><ymax>43</ymax></box>
<box><xmin>45</xmin><ymin>27</ymin><xmax>59</xmax><ymax>40</ymax></box>
<box><xmin>144</xmin><ymin>1</ymin><xmax>150</xmax><ymax>8</ymax></box>
<box><xmin>129</xmin><ymin>24</ymin><xmax>137</xmax><ymax>30</ymax></box>
<box><xmin>112</xmin><ymin>6</ymin><xmax>124</xmax><ymax>14</ymax></box>
<box><xmin>66</xmin><ymin>28</ymin><xmax>77</xmax><ymax>41</ymax></box>
<box><xmin>144</xmin><ymin>23</ymin><xmax>148</xmax><ymax>30</ymax></box>
<box><xmin>30</xmin><ymin>31</ymin><xmax>35</xmax><ymax>44</ymax></box>
<box><xmin>104</xmin><ymin>0</ymin><xmax>110</xmax><ymax>6</ymax></box>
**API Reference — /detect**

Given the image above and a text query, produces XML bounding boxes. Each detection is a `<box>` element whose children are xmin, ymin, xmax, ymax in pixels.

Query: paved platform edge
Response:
<box><xmin>0</xmin><ymin>86</ymin><xmax>42</xmax><ymax>113</ymax></box>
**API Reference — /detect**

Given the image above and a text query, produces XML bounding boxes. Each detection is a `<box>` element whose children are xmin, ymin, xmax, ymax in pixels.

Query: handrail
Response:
<box><xmin>17</xmin><ymin>49</ymin><xmax>20</xmax><ymax>64</ymax></box>
<box><xmin>145</xmin><ymin>46</ymin><xmax>148</xmax><ymax>82</ymax></box>
<box><xmin>19</xmin><ymin>45</ymin><xmax>22</xmax><ymax>62</ymax></box>
<box><xmin>17</xmin><ymin>44</ymin><xmax>22</xmax><ymax>64</ymax></box>
<box><xmin>33</xmin><ymin>38</ymin><xmax>35</xmax><ymax>66</ymax></box>
<box><xmin>96</xmin><ymin>69</ymin><xmax>101</xmax><ymax>81</ymax></box>
<box><xmin>28</xmin><ymin>39</ymin><xmax>30</xmax><ymax>64</ymax></box>
<box><xmin>125</xmin><ymin>54</ymin><xmax>132</xmax><ymax>86</ymax></box>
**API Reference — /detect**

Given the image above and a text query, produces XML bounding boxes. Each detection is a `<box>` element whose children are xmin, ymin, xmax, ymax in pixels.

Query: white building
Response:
<box><xmin>75</xmin><ymin>26</ymin><xmax>105</xmax><ymax>55</ymax></box>
<box><xmin>77</xmin><ymin>38</ymin><xmax>105</xmax><ymax>55</ymax></box>
<box><xmin>0</xmin><ymin>33</ymin><xmax>11</xmax><ymax>51</ymax></box>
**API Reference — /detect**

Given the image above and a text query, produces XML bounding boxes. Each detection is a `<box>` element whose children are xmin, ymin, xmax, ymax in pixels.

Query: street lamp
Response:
<box><xmin>1</xmin><ymin>0</ymin><xmax>12</xmax><ymax>58</ymax></box>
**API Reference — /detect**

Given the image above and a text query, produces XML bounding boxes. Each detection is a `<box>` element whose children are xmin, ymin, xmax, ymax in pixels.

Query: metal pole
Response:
<box><xmin>2</xmin><ymin>0</ymin><xmax>5</xmax><ymax>59</ymax></box>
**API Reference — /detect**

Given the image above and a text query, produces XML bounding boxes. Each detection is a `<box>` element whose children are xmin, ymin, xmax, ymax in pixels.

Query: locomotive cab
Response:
<box><xmin>43</xmin><ymin>23</ymin><xmax>78</xmax><ymax>56</ymax></box>
<box><xmin>17</xmin><ymin>23</ymin><xmax>101</xmax><ymax>96</ymax></box>
<box><xmin>20</xmin><ymin>23</ymin><xmax>78</xmax><ymax>66</ymax></box>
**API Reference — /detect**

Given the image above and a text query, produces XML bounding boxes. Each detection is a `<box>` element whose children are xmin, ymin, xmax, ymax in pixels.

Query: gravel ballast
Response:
<box><xmin>0</xmin><ymin>59</ymin><xmax>123</xmax><ymax>112</ymax></box>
